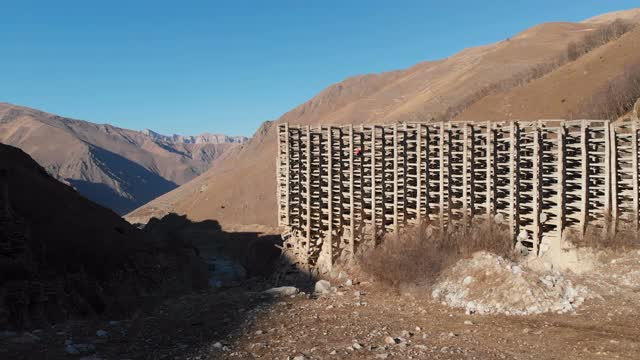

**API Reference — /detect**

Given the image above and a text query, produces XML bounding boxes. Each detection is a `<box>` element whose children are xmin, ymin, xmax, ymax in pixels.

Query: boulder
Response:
<box><xmin>314</xmin><ymin>280</ymin><xmax>331</xmax><ymax>295</ymax></box>
<box><xmin>262</xmin><ymin>286</ymin><xmax>299</xmax><ymax>297</ymax></box>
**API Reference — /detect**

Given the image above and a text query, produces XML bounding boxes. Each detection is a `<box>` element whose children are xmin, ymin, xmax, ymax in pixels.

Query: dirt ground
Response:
<box><xmin>1</xmin><ymin>272</ymin><xmax>638</xmax><ymax>360</ymax></box>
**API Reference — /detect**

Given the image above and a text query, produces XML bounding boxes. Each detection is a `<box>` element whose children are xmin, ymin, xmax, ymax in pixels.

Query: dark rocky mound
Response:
<box><xmin>0</xmin><ymin>144</ymin><xmax>208</xmax><ymax>329</ymax></box>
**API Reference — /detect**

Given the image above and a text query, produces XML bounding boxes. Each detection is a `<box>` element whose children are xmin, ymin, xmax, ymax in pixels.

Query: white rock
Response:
<box><xmin>465</xmin><ymin>301</ymin><xmax>477</xmax><ymax>314</ymax></box>
<box><xmin>263</xmin><ymin>286</ymin><xmax>299</xmax><ymax>297</ymax></box>
<box><xmin>345</xmin><ymin>279</ymin><xmax>353</xmax><ymax>286</ymax></box>
<box><xmin>511</xmin><ymin>266</ymin><xmax>523</xmax><ymax>275</ymax></box>
<box><xmin>315</xmin><ymin>280</ymin><xmax>331</xmax><ymax>294</ymax></box>
<box><xmin>462</xmin><ymin>276</ymin><xmax>474</xmax><ymax>286</ymax></box>
<box><xmin>213</xmin><ymin>342</ymin><xmax>223</xmax><ymax>349</ymax></box>
<box><xmin>66</xmin><ymin>345</ymin><xmax>80</xmax><ymax>355</ymax></box>
<box><xmin>384</xmin><ymin>336</ymin><xmax>397</xmax><ymax>345</ymax></box>
<box><xmin>352</xmin><ymin>343</ymin><xmax>363</xmax><ymax>350</ymax></box>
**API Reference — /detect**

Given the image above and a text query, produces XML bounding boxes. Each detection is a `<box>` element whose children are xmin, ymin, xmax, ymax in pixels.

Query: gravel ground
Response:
<box><xmin>2</xmin><ymin>251</ymin><xmax>639</xmax><ymax>360</ymax></box>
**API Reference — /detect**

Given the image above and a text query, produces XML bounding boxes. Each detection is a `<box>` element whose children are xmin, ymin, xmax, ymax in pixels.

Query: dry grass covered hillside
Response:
<box><xmin>456</xmin><ymin>26</ymin><xmax>640</xmax><ymax>121</ymax></box>
<box><xmin>127</xmin><ymin>9</ymin><xmax>640</xmax><ymax>229</ymax></box>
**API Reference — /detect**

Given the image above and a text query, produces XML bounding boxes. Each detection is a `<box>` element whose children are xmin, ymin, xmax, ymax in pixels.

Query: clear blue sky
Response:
<box><xmin>1</xmin><ymin>1</ymin><xmax>637</xmax><ymax>136</ymax></box>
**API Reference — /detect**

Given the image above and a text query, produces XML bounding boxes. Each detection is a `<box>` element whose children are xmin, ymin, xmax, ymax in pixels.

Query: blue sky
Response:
<box><xmin>1</xmin><ymin>1</ymin><xmax>637</xmax><ymax>136</ymax></box>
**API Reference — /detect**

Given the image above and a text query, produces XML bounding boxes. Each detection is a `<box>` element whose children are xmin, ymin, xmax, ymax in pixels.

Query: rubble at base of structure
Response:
<box><xmin>431</xmin><ymin>251</ymin><xmax>589</xmax><ymax>315</ymax></box>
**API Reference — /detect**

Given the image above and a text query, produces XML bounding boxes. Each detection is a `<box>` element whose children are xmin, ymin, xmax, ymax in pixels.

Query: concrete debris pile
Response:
<box><xmin>432</xmin><ymin>251</ymin><xmax>589</xmax><ymax>315</ymax></box>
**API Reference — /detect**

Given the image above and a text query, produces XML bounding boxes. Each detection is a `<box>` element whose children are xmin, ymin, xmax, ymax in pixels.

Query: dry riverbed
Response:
<box><xmin>2</xmin><ymin>273</ymin><xmax>638</xmax><ymax>360</ymax></box>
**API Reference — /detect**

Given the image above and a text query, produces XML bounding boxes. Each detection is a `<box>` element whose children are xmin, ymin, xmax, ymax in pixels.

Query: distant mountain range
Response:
<box><xmin>140</xmin><ymin>128</ymin><xmax>247</xmax><ymax>145</ymax></box>
<box><xmin>0</xmin><ymin>102</ymin><xmax>248</xmax><ymax>214</ymax></box>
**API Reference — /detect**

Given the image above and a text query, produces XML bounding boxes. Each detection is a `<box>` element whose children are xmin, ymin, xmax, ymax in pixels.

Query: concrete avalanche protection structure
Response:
<box><xmin>276</xmin><ymin>118</ymin><xmax>640</xmax><ymax>273</ymax></box>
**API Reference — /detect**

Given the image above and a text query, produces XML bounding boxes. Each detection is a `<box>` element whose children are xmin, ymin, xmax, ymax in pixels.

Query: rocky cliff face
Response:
<box><xmin>0</xmin><ymin>103</ymin><xmax>248</xmax><ymax>214</ymax></box>
<box><xmin>141</xmin><ymin>129</ymin><xmax>248</xmax><ymax>145</ymax></box>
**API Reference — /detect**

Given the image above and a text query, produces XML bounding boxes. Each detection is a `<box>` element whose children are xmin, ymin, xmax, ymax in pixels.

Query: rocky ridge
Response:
<box><xmin>140</xmin><ymin>129</ymin><xmax>248</xmax><ymax>145</ymax></box>
<box><xmin>0</xmin><ymin>102</ymin><xmax>248</xmax><ymax>214</ymax></box>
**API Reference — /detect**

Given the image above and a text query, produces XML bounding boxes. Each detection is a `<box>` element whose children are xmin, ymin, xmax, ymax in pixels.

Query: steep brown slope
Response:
<box><xmin>583</xmin><ymin>8</ymin><xmax>640</xmax><ymax>24</ymax></box>
<box><xmin>279</xmin><ymin>22</ymin><xmax>594</xmax><ymax>126</ymax></box>
<box><xmin>127</xmin><ymin>122</ymin><xmax>278</xmax><ymax>229</ymax></box>
<box><xmin>127</xmin><ymin>10</ymin><xmax>639</xmax><ymax>229</ymax></box>
<box><xmin>0</xmin><ymin>144</ymin><xmax>206</xmax><ymax>328</ymax></box>
<box><xmin>0</xmin><ymin>103</ymin><xmax>247</xmax><ymax>214</ymax></box>
<box><xmin>455</xmin><ymin>27</ymin><xmax>640</xmax><ymax>121</ymax></box>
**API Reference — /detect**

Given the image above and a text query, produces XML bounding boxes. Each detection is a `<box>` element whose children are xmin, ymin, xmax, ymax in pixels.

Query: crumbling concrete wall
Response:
<box><xmin>277</xmin><ymin>119</ymin><xmax>639</xmax><ymax>271</ymax></box>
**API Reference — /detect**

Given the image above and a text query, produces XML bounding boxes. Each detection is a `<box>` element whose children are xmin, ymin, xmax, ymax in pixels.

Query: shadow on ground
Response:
<box><xmin>0</xmin><ymin>213</ymin><xmax>314</xmax><ymax>359</ymax></box>
<box><xmin>143</xmin><ymin>213</ymin><xmax>284</xmax><ymax>278</ymax></box>
<box><xmin>104</xmin><ymin>214</ymin><xmax>315</xmax><ymax>359</ymax></box>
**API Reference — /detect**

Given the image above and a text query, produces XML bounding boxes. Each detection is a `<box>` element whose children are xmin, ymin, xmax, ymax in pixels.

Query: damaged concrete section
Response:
<box><xmin>276</xmin><ymin>119</ymin><xmax>640</xmax><ymax>273</ymax></box>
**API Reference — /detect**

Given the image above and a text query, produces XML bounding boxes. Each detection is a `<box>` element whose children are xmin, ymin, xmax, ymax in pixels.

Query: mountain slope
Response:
<box><xmin>0</xmin><ymin>144</ymin><xmax>206</xmax><ymax>327</ymax></box>
<box><xmin>0</xmin><ymin>103</ymin><xmax>247</xmax><ymax>214</ymax></box>
<box><xmin>456</xmin><ymin>23</ymin><xmax>640</xmax><ymax>121</ymax></box>
<box><xmin>583</xmin><ymin>8</ymin><xmax>640</xmax><ymax>24</ymax></box>
<box><xmin>126</xmin><ymin>9</ymin><xmax>640</xmax><ymax>229</ymax></box>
